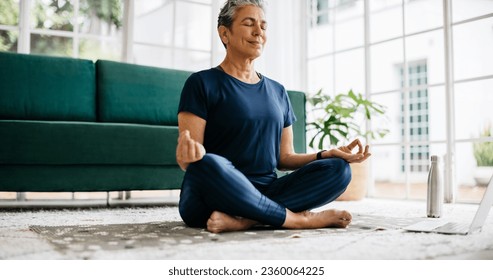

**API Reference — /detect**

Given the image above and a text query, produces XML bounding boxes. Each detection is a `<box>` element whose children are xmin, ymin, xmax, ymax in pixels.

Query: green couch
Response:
<box><xmin>0</xmin><ymin>51</ymin><xmax>306</xmax><ymax>193</ymax></box>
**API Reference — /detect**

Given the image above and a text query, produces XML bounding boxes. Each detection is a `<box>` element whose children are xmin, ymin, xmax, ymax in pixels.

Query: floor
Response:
<box><xmin>1</xmin><ymin>198</ymin><xmax>492</xmax><ymax>260</ymax></box>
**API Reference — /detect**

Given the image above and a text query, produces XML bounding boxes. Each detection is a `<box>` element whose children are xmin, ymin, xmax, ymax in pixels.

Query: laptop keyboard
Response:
<box><xmin>434</xmin><ymin>222</ymin><xmax>469</xmax><ymax>233</ymax></box>
<box><xmin>404</xmin><ymin>220</ymin><xmax>470</xmax><ymax>234</ymax></box>
<box><xmin>404</xmin><ymin>220</ymin><xmax>447</xmax><ymax>231</ymax></box>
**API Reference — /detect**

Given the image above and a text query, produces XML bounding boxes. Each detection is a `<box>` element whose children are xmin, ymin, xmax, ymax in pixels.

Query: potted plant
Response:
<box><xmin>307</xmin><ymin>89</ymin><xmax>389</xmax><ymax>200</ymax></box>
<box><xmin>473</xmin><ymin>124</ymin><xmax>493</xmax><ymax>186</ymax></box>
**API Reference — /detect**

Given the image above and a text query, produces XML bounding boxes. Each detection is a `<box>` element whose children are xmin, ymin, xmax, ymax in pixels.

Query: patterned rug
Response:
<box><xmin>29</xmin><ymin>214</ymin><xmax>423</xmax><ymax>254</ymax></box>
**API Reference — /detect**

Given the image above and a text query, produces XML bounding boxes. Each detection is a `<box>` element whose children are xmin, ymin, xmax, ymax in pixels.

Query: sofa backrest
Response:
<box><xmin>96</xmin><ymin>60</ymin><xmax>192</xmax><ymax>126</ymax></box>
<box><xmin>0</xmin><ymin>51</ymin><xmax>96</xmax><ymax>121</ymax></box>
<box><xmin>287</xmin><ymin>90</ymin><xmax>306</xmax><ymax>154</ymax></box>
<box><xmin>0</xmin><ymin>52</ymin><xmax>307</xmax><ymax>153</ymax></box>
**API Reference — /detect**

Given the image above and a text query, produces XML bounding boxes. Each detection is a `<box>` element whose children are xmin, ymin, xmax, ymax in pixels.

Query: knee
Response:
<box><xmin>337</xmin><ymin>158</ymin><xmax>352</xmax><ymax>183</ymax></box>
<box><xmin>182</xmin><ymin>153</ymin><xmax>233</xmax><ymax>195</ymax></box>
<box><xmin>178</xmin><ymin>179</ymin><xmax>212</xmax><ymax>228</ymax></box>
<box><xmin>187</xmin><ymin>153</ymin><xmax>229</xmax><ymax>175</ymax></box>
<box><xmin>325</xmin><ymin>158</ymin><xmax>351</xmax><ymax>197</ymax></box>
<box><xmin>200</xmin><ymin>153</ymin><xmax>226</xmax><ymax>165</ymax></box>
<box><xmin>178</xmin><ymin>203</ymin><xmax>209</xmax><ymax>228</ymax></box>
<box><xmin>318</xmin><ymin>158</ymin><xmax>352</xmax><ymax>188</ymax></box>
<box><xmin>319</xmin><ymin>157</ymin><xmax>350</xmax><ymax>175</ymax></box>
<box><xmin>336</xmin><ymin>158</ymin><xmax>352</xmax><ymax>187</ymax></box>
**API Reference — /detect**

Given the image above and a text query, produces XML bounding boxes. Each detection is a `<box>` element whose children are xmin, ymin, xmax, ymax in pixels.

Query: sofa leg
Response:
<box><xmin>117</xmin><ymin>191</ymin><xmax>132</xmax><ymax>200</ymax></box>
<box><xmin>16</xmin><ymin>192</ymin><xmax>26</xmax><ymax>201</ymax></box>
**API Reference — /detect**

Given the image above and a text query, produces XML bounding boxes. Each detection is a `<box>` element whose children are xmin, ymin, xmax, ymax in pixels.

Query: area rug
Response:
<box><xmin>3</xmin><ymin>200</ymin><xmax>490</xmax><ymax>259</ymax></box>
<box><xmin>29</xmin><ymin>214</ymin><xmax>422</xmax><ymax>254</ymax></box>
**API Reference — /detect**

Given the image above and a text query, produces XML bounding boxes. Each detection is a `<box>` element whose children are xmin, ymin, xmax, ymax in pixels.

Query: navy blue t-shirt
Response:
<box><xmin>178</xmin><ymin>68</ymin><xmax>296</xmax><ymax>182</ymax></box>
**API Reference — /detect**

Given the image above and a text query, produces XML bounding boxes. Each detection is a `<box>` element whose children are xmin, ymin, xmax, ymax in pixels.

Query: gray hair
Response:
<box><xmin>217</xmin><ymin>0</ymin><xmax>265</xmax><ymax>29</ymax></box>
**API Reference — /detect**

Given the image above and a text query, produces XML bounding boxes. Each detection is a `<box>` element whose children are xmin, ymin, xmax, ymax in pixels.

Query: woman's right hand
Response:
<box><xmin>176</xmin><ymin>130</ymin><xmax>206</xmax><ymax>171</ymax></box>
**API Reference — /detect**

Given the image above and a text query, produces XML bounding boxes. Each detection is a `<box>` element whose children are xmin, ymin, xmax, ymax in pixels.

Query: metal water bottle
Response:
<box><xmin>427</xmin><ymin>155</ymin><xmax>443</xmax><ymax>218</ymax></box>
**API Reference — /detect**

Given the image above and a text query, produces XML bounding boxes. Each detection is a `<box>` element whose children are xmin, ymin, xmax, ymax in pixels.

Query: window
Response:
<box><xmin>311</xmin><ymin>0</ymin><xmax>330</xmax><ymax>26</ymax></box>
<box><xmin>400</xmin><ymin>61</ymin><xmax>430</xmax><ymax>174</ymax></box>
<box><xmin>0</xmin><ymin>0</ymin><xmax>213</xmax><ymax>71</ymax></box>
<box><xmin>306</xmin><ymin>0</ymin><xmax>364</xmax><ymax>96</ymax></box>
<box><xmin>0</xmin><ymin>0</ymin><xmax>124</xmax><ymax>60</ymax></box>
<box><xmin>0</xmin><ymin>0</ymin><xmax>20</xmax><ymax>52</ymax></box>
<box><xmin>305</xmin><ymin>0</ymin><xmax>493</xmax><ymax>203</ymax></box>
<box><xmin>131</xmin><ymin>0</ymin><xmax>213</xmax><ymax>71</ymax></box>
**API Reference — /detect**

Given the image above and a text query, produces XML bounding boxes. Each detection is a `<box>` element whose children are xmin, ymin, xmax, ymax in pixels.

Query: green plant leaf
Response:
<box><xmin>307</xmin><ymin>88</ymin><xmax>389</xmax><ymax>146</ymax></box>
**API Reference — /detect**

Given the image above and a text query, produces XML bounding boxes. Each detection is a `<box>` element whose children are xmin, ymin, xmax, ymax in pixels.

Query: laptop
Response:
<box><xmin>403</xmin><ymin>173</ymin><xmax>493</xmax><ymax>235</ymax></box>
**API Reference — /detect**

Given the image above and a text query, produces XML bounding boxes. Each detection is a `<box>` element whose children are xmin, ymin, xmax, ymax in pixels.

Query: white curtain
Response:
<box><xmin>256</xmin><ymin>0</ymin><xmax>305</xmax><ymax>91</ymax></box>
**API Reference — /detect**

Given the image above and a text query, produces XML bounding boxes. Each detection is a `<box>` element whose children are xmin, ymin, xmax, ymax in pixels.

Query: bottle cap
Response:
<box><xmin>431</xmin><ymin>155</ymin><xmax>438</xmax><ymax>161</ymax></box>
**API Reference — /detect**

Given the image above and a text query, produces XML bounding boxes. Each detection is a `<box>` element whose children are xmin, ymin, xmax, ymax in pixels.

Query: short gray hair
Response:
<box><xmin>217</xmin><ymin>0</ymin><xmax>265</xmax><ymax>29</ymax></box>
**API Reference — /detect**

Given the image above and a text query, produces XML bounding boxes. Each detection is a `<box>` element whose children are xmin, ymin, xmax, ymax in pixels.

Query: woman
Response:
<box><xmin>176</xmin><ymin>0</ymin><xmax>371</xmax><ymax>233</ymax></box>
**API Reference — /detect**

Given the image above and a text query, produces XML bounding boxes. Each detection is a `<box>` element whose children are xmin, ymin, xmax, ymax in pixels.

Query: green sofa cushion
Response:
<box><xmin>0</xmin><ymin>52</ymin><xmax>96</xmax><ymax>121</ymax></box>
<box><xmin>287</xmin><ymin>90</ymin><xmax>306</xmax><ymax>154</ymax></box>
<box><xmin>96</xmin><ymin>60</ymin><xmax>191</xmax><ymax>125</ymax></box>
<box><xmin>0</xmin><ymin>120</ymin><xmax>178</xmax><ymax>165</ymax></box>
<box><xmin>0</xmin><ymin>165</ymin><xmax>184</xmax><ymax>192</ymax></box>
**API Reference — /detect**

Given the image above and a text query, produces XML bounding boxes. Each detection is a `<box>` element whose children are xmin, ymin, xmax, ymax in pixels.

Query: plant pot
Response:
<box><xmin>336</xmin><ymin>160</ymin><xmax>369</xmax><ymax>201</ymax></box>
<box><xmin>474</xmin><ymin>166</ymin><xmax>493</xmax><ymax>186</ymax></box>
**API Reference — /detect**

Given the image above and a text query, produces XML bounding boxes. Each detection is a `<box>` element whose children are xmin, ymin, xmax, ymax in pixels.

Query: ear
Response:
<box><xmin>218</xmin><ymin>26</ymin><xmax>229</xmax><ymax>45</ymax></box>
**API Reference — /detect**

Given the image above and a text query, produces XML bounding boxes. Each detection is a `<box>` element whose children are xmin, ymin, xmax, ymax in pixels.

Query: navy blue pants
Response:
<box><xmin>179</xmin><ymin>154</ymin><xmax>352</xmax><ymax>228</ymax></box>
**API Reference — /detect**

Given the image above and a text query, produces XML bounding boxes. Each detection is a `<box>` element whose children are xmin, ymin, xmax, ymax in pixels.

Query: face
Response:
<box><xmin>220</xmin><ymin>5</ymin><xmax>267</xmax><ymax>59</ymax></box>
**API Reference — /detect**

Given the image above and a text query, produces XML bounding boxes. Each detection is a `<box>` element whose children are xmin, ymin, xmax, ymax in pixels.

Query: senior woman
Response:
<box><xmin>176</xmin><ymin>0</ymin><xmax>371</xmax><ymax>233</ymax></box>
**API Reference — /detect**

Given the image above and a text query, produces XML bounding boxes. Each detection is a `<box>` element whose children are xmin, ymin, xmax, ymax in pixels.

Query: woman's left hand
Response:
<box><xmin>328</xmin><ymin>139</ymin><xmax>371</xmax><ymax>163</ymax></box>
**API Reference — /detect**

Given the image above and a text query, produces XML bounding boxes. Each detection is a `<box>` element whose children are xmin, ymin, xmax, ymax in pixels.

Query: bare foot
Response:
<box><xmin>206</xmin><ymin>209</ymin><xmax>351</xmax><ymax>233</ymax></box>
<box><xmin>284</xmin><ymin>209</ymin><xmax>352</xmax><ymax>229</ymax></box>
<box><xmin>206</xmin><ymin>211</ymin><xmax>258</xmax><ymax>233</ymax></box>
<box><xmin>302</xmin><ymin>209</ymin><xmax>352</xmax><ymax>228</ymax></box>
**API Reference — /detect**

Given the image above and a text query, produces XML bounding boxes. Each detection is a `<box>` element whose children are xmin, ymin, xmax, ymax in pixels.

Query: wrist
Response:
<box><xmin>177</xmin><ymin>160</ymin><xmax>190</xmax><ymax>171</ymax></box>
<box><xmin>316</xmin><ymin>150</ymin><xmax>327</xmax><ymax>160</ymax></box>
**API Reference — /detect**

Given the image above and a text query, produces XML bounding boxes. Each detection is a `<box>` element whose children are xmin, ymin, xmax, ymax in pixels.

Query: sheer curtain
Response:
<box><xmin>255</xmin><ymin>0</ymin><xmax>305</xmax><ymax>91</ymax></box>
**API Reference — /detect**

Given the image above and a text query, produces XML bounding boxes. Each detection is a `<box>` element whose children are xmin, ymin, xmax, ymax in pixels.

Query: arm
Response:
<box><xmin>278</xmin><ymin>126</ymin><xmax>372</xmax><ymax>170</ymax></box>
<box><xmin>278</xmin><ymin>126</ymin><xmax>318</xmax><ymax>170</ymax></box>
<box><xmin>176</xmin><ymin>112</ymin><xmax>207</xmax><ymax>171</ymax></box>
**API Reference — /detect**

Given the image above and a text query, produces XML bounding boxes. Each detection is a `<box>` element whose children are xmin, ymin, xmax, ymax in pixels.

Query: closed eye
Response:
<box><xmin>241</xmin><ymin>18</ymin><xmax>267</xmax><ymax>30</ymax></box>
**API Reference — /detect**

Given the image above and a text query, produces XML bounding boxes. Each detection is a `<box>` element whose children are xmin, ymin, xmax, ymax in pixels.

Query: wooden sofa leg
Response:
<box><xmin>116</xmin><ymin>191</ymin><xmax>132</xmax><ymax>200</ymax></box>
<box><xmin>16</xmin><ymin>192</ymin><xmax>26</xmax><ymax>201</ymax></box>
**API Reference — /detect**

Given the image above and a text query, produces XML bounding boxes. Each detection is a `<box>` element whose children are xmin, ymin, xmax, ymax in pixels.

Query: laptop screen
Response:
<box><xmin>469</xmin><ymin>174</ymin><xmax>493</xmax><ymax>232</ymax></box>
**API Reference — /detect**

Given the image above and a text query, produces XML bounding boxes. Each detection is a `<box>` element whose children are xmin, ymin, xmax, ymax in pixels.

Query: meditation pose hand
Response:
<box><xmin>176</xmin><ymin>129</ymin><xmax>206</xmax><ymax>171</ymax></box>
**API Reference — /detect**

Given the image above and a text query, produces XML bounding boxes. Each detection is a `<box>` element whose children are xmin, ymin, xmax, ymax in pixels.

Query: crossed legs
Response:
<box><xmin>179</xmin><ymin>154</ymin><xmax>352</xmax><ymax>233</ymax></box>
